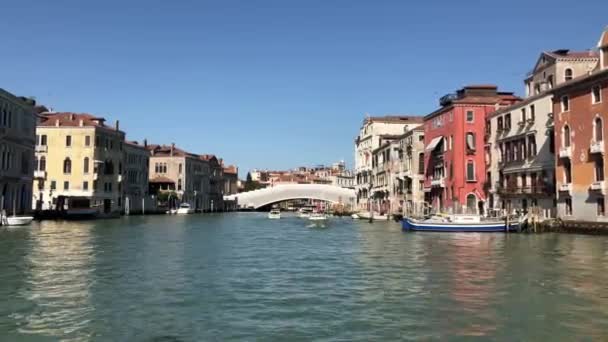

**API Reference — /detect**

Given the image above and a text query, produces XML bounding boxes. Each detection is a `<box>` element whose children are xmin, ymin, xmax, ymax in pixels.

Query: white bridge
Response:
<box><xmin>224</xmin><ymin>184</ymin><xmax>356</xmax><ymax>209</ymax></box>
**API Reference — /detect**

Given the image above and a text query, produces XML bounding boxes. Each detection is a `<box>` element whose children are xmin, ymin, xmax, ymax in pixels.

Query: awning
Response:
<box><xmin>425</xmin><ymin>136</ymin><xmax>444</xmax><ymax>152</ymax></box>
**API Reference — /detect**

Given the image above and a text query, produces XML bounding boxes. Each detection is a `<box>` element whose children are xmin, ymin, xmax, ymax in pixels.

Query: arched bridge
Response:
<box><xmin>224</xmin><ymin>184</ymin><xmax>356</xmax><ymax>209</ymax></box>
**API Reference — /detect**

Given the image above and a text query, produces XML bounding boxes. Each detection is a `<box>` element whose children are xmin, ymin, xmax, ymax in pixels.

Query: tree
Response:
<box><xmin>242</xmin><ymin>172</ymin><xmax>263</xmax><ymax>192</ymax></box>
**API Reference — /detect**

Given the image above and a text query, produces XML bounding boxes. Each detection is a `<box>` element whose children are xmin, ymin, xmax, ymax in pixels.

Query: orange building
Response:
<box><xmin>553</xmin><ymin>27</ymin><xmax>608</xmax><ymax>221</ymax></box>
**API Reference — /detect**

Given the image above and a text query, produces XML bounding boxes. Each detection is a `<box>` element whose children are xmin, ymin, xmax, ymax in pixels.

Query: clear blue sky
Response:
<box><xmin>3</xmin><ymin>1</ymin><xmax>606</xmax><ymax>177</ymax></box>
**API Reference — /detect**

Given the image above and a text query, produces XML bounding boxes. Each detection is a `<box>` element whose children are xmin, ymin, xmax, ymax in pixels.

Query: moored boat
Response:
<box><xmin>356</xmin><ymin>211</ymin><xmax>389</xmax><ymax>221</ymax></box>
<box><xmin>176</xmin><ymin>203</ymin><xmax>195</xmax><ymax>214</ymax></box>
<box><xmin>309</xmin><ymin>212</ymin><xmax>327</xmax><ymax>221</ymax></box>
<box><xmin>402</xmin><ymin>214</ymin><xmax>521</xmax><ymax>232</ymax></box>
<box><xmin>268</xmin><ymin>208</ymin><xmax>281</xmax><ymax>219</ymax></box>
<box><xmin>5</xmin><ymin>216</ymin><xmax>34</xmax><ymax>226</ymax></box>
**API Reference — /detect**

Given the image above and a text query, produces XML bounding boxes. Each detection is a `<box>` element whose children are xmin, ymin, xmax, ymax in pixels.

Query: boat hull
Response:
<box><xmin>402</xmin><ymin>218</ymin><xmax>519</xmax><ymax>232</ymax></box>
<box><xmin>5</xmin><ymin>216</ymin><xmax>34</xmax><ymax>226</ymax></box>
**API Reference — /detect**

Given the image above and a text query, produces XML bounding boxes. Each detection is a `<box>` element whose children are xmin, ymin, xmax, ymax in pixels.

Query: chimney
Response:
<box><xmin>55</xmin><ymin>119</ymin><xmax>60</xmax><ymax>127</ymax></box>
<box><xmin>79</xmin><ymin>119</ymin><xmax>84</xmax><ymax>127</ymax></box>
<box><xmin>115</xmin><ymin>120</ymin><xmax>120</xmax><ymax>131</ymax></box>
<box><xmin>170</xmin><ymin>143</ymin><xmax>175</xmax><ymax>157</ymax></box>
<box><xmin>70</xmin><ymin>113</ymin><xmax>75</xmax><ymax>121</ymax></box>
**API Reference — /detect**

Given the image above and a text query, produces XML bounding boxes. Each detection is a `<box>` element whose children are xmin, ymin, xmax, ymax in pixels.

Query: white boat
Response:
<box><xmin>351</xmin><ymin>213</ymin><xmax>360</xmax><ymax>219</ymax></box>
<box><xmin>268</xmin><ymin>209</ymin><xmax>281</xmax><ymax>219</ymax></box>
<box><xmin>3</xmin><ymin>216</ymin><xmax>34</xmax><ymax>226</ymax></box>
<box><xmin>176</xmin><ymin>203</ymin><xmax>195</xmax><ymax>214</ymax></box>
<box><xmin>402</xmin><ymin>214</ymin><xmax>522</xmax><ymax>233</ymax></box>
<box><xmin>298</xmin><ymin>208</ymin><xmax>313</xmax><ymax>218</ymax></box>
<box><xmin>309</xmin><ymin>213</ymin><xmax>327</xmax><ymax>221</ymax></box>
<box><xmin>357</xmin><ymin>211</ymin><xmax>389</xmax><ymax>221</ymax></box>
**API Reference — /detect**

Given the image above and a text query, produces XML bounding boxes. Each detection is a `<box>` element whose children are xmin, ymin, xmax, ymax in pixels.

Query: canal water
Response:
<box><xmin>1</xmin><ymin>213</ymin><xmax>607</xmax><ymax>341</ymax></box>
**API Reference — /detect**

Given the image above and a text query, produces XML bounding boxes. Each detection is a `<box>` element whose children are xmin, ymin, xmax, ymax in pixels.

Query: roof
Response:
<box><xmin>223</xmin><ymin>165</ymin><xmax>238</xmax><ymax>174</ymax></box>
<box><xmin>599</xmin><ymin>27</ymin><xmax>608</xmax><ymax>48</ymax></box>
<box><xmin>364</xmin><ymin>115</ymin><xmax>424</xmax><ymax>124</ymax></box>
<box><xmin>125</xmin><ymin>140</ymin><xmax>148</xmax><ymax>150</ymax></box>
<box><xmin>424</xmin><ymin>85</ymin><xmax>520</xmax><ymax>120</ymax></box>
<box><xmin>149</xmin><ymin>176</ymin><xmax>175</xmax><ymax>184</ymax></box>
<box><xmin>38</xmin><ymin>112</ymin><xmax>123</xmax><ymax>133</ymax></box>
<box><xmin>544</xmin><ymin>49</ymin><xmax>599</xmax><ymax>59</ymax></box>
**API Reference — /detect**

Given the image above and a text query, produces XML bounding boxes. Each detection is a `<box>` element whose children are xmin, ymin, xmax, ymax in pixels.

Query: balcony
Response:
<box><xmin>35</xmin><ymin>145</ymin><xmax>48</xmax><ymax>153</ymax></box>
<box><xmin>558</xmin><ymin>146</ymin><xmax>572</xmax><ymax>159</ymax></box>
<box><xmin>34</xmin><ymin>170</ymin><xmax>46</xmax><ymax>179</ymax></box>
<box><xmin>497</xmin><ymin>184</ymin><xmax>554</xmax><ymax>196</ymax></box>
<box><xmin>517</xmin><ymin>121</ymin><xmax>526</xmax><ymax>128</ymax></box>
<box><xmin>430</xmin><ymin>177</ymin><xmax>445</xmax><ymax>187</ymax></box>
<box><xmin>590</xmin><ymin>180</ymin><xmax>606</xmax><ymax>193</ymax></box>
<box><xmin>558</xmin><ymin>183</ymin><xmax>572</xmax><ymax>193</ymax></box>
<box><xmin>590</xmin><ymin>141</ymin><xmax>605</xmax><ymax>154</ymax></box>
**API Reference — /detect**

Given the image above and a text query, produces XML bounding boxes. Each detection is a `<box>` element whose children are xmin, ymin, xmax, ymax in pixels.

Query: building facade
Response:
<box><xmin>202</xmin><ymin>154</ymin><xmax>224</xmax><ymax>211</ymax></box>
<box><xmin>0</xmin><ymin>89</ymin><xmax>36</xmax><ymax>215</ymax></box>
<box><xmin>33</xmin><ymin>113</ymin><xmax>125</xmax><ymax>215</ymax></box>
<box><xmin>552</xmin><ymin>28</ymin><xmax>608</xmax><ymax>221</ymax></box>
<box><xmin>398</xmin><ymin>126</ymin><xmax>426</xmax><ymax>216</ymax></box>
<box><xmin>123</xmin><ymin>140</ymin><xmax>154</xmax><ymax>214</ymax></box>
<box><xmin>423</xmin><ymin>85</ymin><xmax>519</xmax><ymax>214</ymax></box>
<box><xmin>354</xmin><ymin>115</ymin><xmax>423</xmax><ymax>211</ymax></box>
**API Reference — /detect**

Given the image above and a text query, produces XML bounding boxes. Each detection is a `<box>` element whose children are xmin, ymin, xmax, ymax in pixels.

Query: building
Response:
<box><xmin>33</xmin><ymin>113</ymin><xmax>125</xmax><ymax>215</ymax></box>
<box><xmin>123</xmin><ymin>140</ymin><xmax>154</xmax><ymax>214</ymax></box>
<box><xmin>201</xmin><ymin>154</ymin><xmax>224</xmax><ymax>211</ymax></box>
<box><xmin>423</xmin><ymin>85</ymin><xmax>519</xmax><ymax>214</ymax></box>
<box><xmin>223</xmin><ymin>165</ymin><xmax>239</xmax><ymax>211</ymax></box>
<box><xmin>398</xmin><ymin>126</ymin><xmax>426</xmax><ymax>216</ymax></box>
<box><xmin>354</xmin><ymin>115</ymin><xmax>423</xmax><ymax>211</ymax></box>
<box><xmin>370</xmin><ymin>139</ymin><xmax>400</xmax><ymax>214</ymax></box>
<box><xmin>552</xmin><ymin>28</ymin><xmax>608</xmax><ymax>221</ymax></box>
<box><xmin>0</xmin><ymin>89</ymin><xmax>37</xmax><ymax>215</ymax></box>
<box><xmin>148</xmin><ymin>144</ymin><xmax>209</xmax><ymax>211</ymax></box>
<box><xmin>485</xmin><ymin>50</ymin><xmax>598</xmax><ymax>219</ymax></box>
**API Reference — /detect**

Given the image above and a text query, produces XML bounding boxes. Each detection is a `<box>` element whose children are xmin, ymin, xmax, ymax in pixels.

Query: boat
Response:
<box><xmin>268</xmin><ymin>208</ymin><xmax>281</xmax><ymax>219</ymax></box>
<box><xmin>176</xmin><ymin>203</ymin><xmax>195</xmax><ymax>214</ymax></box>
<box><xmin>402</xmin><ymin>214</ymin><xmax>521</xmax><ymax>233</ymax></box>
<box><xmin>356</xmin><ymin>211</ymin><xmax>389</xmax><ymax>221</ymax></box>
<box><xmin>5</xmin><ymin>216</ymin><xmax>34</xmax><ymax>226</ymax></box>
<box><xmin>351</xmin><ymin>213</ymin><xmax>360</xmax><ymax>219</ymax></box>
<box><xmin>309</xmin><ymin>212</ymin><xmax>327</xmax><ymax>221</ymax></box>
<box><xmin>298</xmin><ymin>207</ymin><xmax>313</xmax><ymax>218</ymax></box>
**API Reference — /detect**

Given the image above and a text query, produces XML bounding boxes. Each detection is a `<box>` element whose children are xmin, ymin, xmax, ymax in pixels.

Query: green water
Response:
<box><xmin>1</xmin><ymin>213</ymin><xmax>607</xmax><ymax>341</ymax></box>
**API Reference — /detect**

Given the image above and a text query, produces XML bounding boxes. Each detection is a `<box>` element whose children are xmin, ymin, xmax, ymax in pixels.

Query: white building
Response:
<box><xmin>354</xmin><ymin>115</ymin><xmax>423</xmax><ymax>211</ymax></box>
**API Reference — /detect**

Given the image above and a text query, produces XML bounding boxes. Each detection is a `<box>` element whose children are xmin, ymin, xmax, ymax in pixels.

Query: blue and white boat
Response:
<box><xmin>402</xmin><ymin>214</ymin><xmax>521</xmax><ymax>233</ymax></box>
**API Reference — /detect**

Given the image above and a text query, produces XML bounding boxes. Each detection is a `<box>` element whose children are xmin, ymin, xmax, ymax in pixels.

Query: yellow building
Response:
<box><xmin>33</xmin><ymin>113</ymin><xmax>125</xmax><ymax>216</ymax></box>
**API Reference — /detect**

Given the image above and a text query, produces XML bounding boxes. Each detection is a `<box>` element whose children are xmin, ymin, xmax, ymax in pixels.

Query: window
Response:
<box><xmin>529</xmin><ymin>105</ymin><xmax>535</xmax><ymax>122</ymax></box>
<box><xmin>39</xmin><ymin>156</ymin><xmax>46</xmax><ymax>171</ymax></box>
<box><xmin>505</xmin><ymin>114</ymin><xmax>511</xmax><ymax>130</ymax></box>
<box><xmin>40</xmin><ymin>135</ymin><xmax>47</xmax><ymax>146</ymax></box>
<box><xmin>565</xmin><ymin>68</ymin><xmax>573</xmax><ymax>82</ymax></box>
<box><xmin>593</xmin><ymin>85</ymin><xmax>602</xmax><ymax>104</ymax></box>
<box><xmin>598</xmin><ymin>197</ymin><xmax>605</xmax><ymax>216</ymax></box>
<box><xmin>466</xmin><ymin>194</ymin><xmax>477</xmax><ymax>214</ymax></box>
<box><xmin>596</xmin><ymin>157</ymin><xmax>604</xmax><ymax>182</ymax></box>
<box><xmin>178</xmin><ymin>179</ymin><xmax>182</xmax><ymax>191</ymax></box>
<box><xmin>595</xmin><ymin>117</ymin><xmax>603</xmax><ymax>142</ymax></box>
<box><xmin>66</xmin><ymin>135</ymin><xmax>72</xmax><ymax>147</ymax></box>
<box><xmin>63</xmin><ymin>181</ymin><xmax>69</xmax><ymax>190</ymax></box>
<box><xmin>63</xmin><ymin>158</ymin><xmax>72</xmax><ymax>174</ymax></box>
<box><xmin>563</xmin><ymin>125</ymin><xmax>571</xmax><ymax>147</ymax></box>
<box><xmin>419</xmin><ymin>180</ymin><xmax>424</xmax><ymax>191</ymax></box>
<box><xmin>528</xmin><ymin>135</ymin><xmax>537</xmax><ymax>157</ymax></box>
<box><xmin>547</xmin><ymin>75</ymin><xmax>554</xmax><ymax>89</ymax></box>
<box><xmin>83</xmin><ymin>181</ymin><xmax>89</xmax><ymax>191</ymax></box>
<box><xmin>497</xmin><ymin>117</ymin><xmax>503</xmax><ymax>131</ymax></box>
<box><xmin>466</xmin><ymin>110</ymin><xmax>474</xmax><ymax>122</ymax></box>
<box><xmin>85</xmin><ymin>135</ymin><xmax>91</xmax><ymax>146</ymax></box>
<box><xmin>565</xmin><ymin>198</ymin><xmax>572</xmax><ymax>216</ymax></box>
<box><xmin>561</xmin><ymin>96</ymin><xmax>570</xmax><ymax>112</ymax></box>
<box><xmin>418</xmin><ymin>153</ymin><xmax>424</xmax><ymax>174</ymax></box>
<box><xmin>466</xmin><ymin>161</ymin><xmax>475</xmax><ymax>181</ymax></box>
<box><xmin>50</xmin><ymin>181</ymin><xmax>56</xmax><ymax>190</ymax></box>
<box><xmin>179</xmin><ymin>163</ymin><xmax>183</xmax><ymax>174</ymax></box>
<box><xmin>521</xmin><ymin>173</ymin><xmax>527</xmax><ymax>187</ymax></box>
<box><xmin>466</xmin><ymin>133</ymin><xmax>476</xmax><ymax>152</ymax></box>
<box><xmin>84</xmin><ymin>157</ymin><xmax>90</xmax><ymax>173</ymax></box>
<box><xmin>521</xmin><ymin>108</ymin><xmax>526</xmax><ymax>123</ymax></box>
<box><xmin>564</xmin><ymin>160</ymin><xmax>572</xmax><ymax>184</ymax></box>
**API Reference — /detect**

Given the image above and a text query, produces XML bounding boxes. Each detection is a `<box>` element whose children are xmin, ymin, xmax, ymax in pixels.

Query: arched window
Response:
<box><xmin>595</xmin><ymin>117</ymin><xmax>603</xmax><ymax>142</ymax></box>
<box><xmin>39</xmin><ymin>156</ymin><xmax>46</xmax><ymax>171</ymax></box>
<box><xmin>466</xmin><ymin>194</ymin><xmax>477</xmax><ymax>214</ymax></box>
<box><xmin>547</xmin><ymin>75</ymin><xmax>554</xmax><ymax>89</ymax></box>
<box><xmin>84</xmin><ymin>157</ymin><xmax>90</xmax><ymax>173</ymax></box>
<box><xmin>63</xmin><ymin>158</ymin><xmax>72</xmax><ymax>174</ymax></box>
<box><xmin>565</xmin><ymin>68</ymin><xmax>573</xmax><ymax>82</ymax></box>
<box><xmin>563</xmin><ymin>125</ymin><xmax>571</xmax><ymax>147</ymax></box>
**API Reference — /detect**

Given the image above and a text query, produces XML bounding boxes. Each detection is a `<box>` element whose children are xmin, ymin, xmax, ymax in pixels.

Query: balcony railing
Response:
<box><xmin>558</xmin><ymin>183</ymin><xmax>572</xmax><ymax>193</ymax></box>
<box><xmin>590</xmin><ymin>180</ymin><xmax>606</xmax><ymax>193</ymax></box>
<box><xmin>35</xmin><ymin>145</ymin><xmax>48</xmax><ymax>153</ymax></box>
<box><xmin>559</xmin><ymin>146</ymin><xmax>572</xmax><ymax>159</ymax></box>
<box><xmin>34</xmin><ymin>170</ymin><xmax>46</xmax><ymax>179</ymax></box>
<box><xmin>496</xmin><ymin>184</ymin><xmax>554</xmax><ymax>196</ymax></box>
<box><xmin>590</xmin><ymin>141</ymin><xmax>605</xmax><ymax>154</ymax></box>
<box><xmin>430</xmin><ymin>177</ymin><xmax>445</xmax><ymax>187</ymax></box>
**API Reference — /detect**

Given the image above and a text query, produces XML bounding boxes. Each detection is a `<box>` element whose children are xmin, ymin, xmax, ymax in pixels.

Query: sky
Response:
<box><xmin>2</xmin><ymin>0</ymin><xmax>607</xmax><ymax>177</ymax></box>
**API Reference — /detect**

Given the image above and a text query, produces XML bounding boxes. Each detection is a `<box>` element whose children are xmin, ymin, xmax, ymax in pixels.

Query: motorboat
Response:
<box><xmin>356</xmin><ymin>211</ymin><xmax>389</xmax><ymax>221</ymax></box>
<box><xmin>1</xmin><ymin>215</ymin><xmax>34</xmax><ymax>227</ymax></box>
<box><xmin>351</xmin><ymin>213</ymin><xmax>360</xmax><ymax>219</ymax></box>
<box><xmin>309</xmin><ymin>212</ymin><xmax>327</xmax><ymax>221</ymax></box>
<box><xmin>298</xmin><ymin>208</ymin><xmax>313</xmax><ymax>218</ymax></box>
<box><xmin>268</xmin><ymin>209</ymin><xmax>281</xmax><ymax>219</ymax></box>
<box><xmin>176</xmin><ymin>203</ymin><xmax>195</xmax><ymax>214</ymax></box>
<box><xmin>402</xmin><ymin>214</ymin><xmax>521</xmax><ymax>233</ymax></box>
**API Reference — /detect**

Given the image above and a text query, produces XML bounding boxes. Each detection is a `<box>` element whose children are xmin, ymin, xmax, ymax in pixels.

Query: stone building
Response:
<box><xmin>223</xmin><ymin>165</ymin><xmax>238</xmax><ymax>211</ymax></box>
<box><xmin>33</xmin><ymin>113</ymin><xmax>125</xmax><ymax>216</ymax></box>
<box><xmin>354</xmin><ymin>115</ymin><xmax>423</xmax><ymax>211</ymax></box>
<box><xmin>201</xmin><ymin>154</ymin><xmax>224</xmax><ymax>211</ymax></box>
<box><xmin>485</xmin><ymin>50</ymin><xmax>598</xmax><ymax>219</ymax></box>
<box><xmin>397</xmin><ymin>126</ymin><xmax>426</xmax><ymax>216</ymax></box>
<box><xmin>0</xmin><ymin>89</ymin><xmax>37</xmax><ymax>215</ymax></box>
<box><xmin>123</xmin><ymin>140</ymin><xmax>154</xmax><ymax>214</ymax></box>
<box><xmin>552</xmin><ymin>28</ymin><xmax>608</xmax><ymax>221</ymax></box>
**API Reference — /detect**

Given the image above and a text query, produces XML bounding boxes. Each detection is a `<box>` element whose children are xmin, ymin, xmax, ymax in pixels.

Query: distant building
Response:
<box><xmin>354</xmin><ymin>115</ymin><xmax>423</xmax><ymax>211</ymax></box>
<box><xmin>33</xmin><ymin>113</ymin><xmax>125</xmax><ymax>216</ymax></box>
<box><xmin>223</xmin><ymin>165</ymin><xmax>239</xmax><ymax>211</ymax></box>
<box><xmin>201</xmin><ymin>154</ymin><xmax>224</xmax><ymax>211</ymax></box>
<box><xmin>0</xmin><ymin>89</ymin><xmax>36</xmax><ymax>214</ymax></box>
<box><xmin>398</xmin><ymin>126</ymin><xmax>426</xmax><ymax>216</ymax></box>
<box><xmin>552</xmin><ymin>28</ymin><xmax>608</xmax><ymax>221</ymax></box>
<box><xmin>123</xmin><ymin>140</ymin><xmax>154</xmax><ymax>214</ymax></box>
<box><xmin>423</xmin><ymin>85</ymin><xmax>519</xmax><ymax>214</ymax></box>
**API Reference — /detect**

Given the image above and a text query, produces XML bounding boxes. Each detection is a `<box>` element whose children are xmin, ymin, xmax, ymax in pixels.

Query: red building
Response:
<box><xmin>423</xmin><ymin>85</ymin><xmax>519</xmax><ymax>214</ymax></box>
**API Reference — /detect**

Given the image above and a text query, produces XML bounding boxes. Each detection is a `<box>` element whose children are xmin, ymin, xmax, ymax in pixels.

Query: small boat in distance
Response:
<box><xmin>402</xmin><ymin>214</ymin><xmax>521</xmax><ymax>233</ymax></box>
<box><xmin>309</xmin><ymin>212</ymin><xmax>327</xmax><ymax>221</ymax></box>
<box><xmin>298</xmin><ymin>207</ymin><xmax>313</xmax><ymax>218</ymax></box>
<box><xmin>268</xmin><ymin>208</ymin><xmax>281</xmax><ymax>219</ymax></box>
<box><xmin>176</xmin><ymin>203</ymin><xmax>195</xmax><ymax>214</ymax></box>
<box><xmin>356</xmin><ymin>211</ymin><xmax>389</xmax><ymax>221</ymax></box>
<box><xmin>1</xmin><ymin>209</ymin><xmax>34</xmax><ymax>227</ymax></box>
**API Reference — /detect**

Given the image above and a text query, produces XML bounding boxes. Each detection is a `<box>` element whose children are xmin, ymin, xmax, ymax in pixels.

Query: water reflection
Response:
<box><xmin>17</xmin><ymin>221</ymin><xmax>96</xmax><ymax>341</ymax></box>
